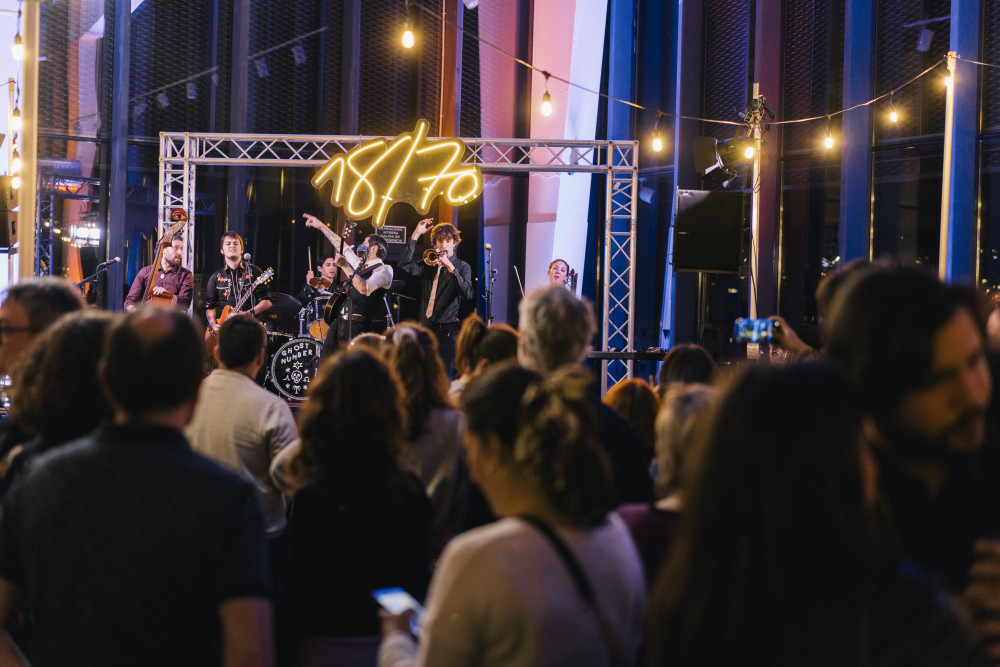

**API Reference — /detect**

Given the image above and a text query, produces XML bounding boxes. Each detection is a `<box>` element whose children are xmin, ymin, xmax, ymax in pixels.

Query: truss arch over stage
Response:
<box><xmin>159</xmin><ymin>132</ymin><xmax>638</xmax><ymax>391</ymax></box>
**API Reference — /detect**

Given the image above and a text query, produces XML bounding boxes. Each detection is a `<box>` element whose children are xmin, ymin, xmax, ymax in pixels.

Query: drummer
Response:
<box><xmin>296</xmin><ymin>254</ymin><xmax>338</xmax><ymax>311</ymax></box>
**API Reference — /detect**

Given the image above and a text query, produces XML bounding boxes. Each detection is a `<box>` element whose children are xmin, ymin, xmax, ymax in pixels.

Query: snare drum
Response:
<box><xmin>269</xmin><ymin>337</ymin><xmax>323</xmax><ymax>401</ymax></box>
<box><xmin>309</xmin><ymin>296</ymin><xmax>331</xmax><ymax>340</ymax></box>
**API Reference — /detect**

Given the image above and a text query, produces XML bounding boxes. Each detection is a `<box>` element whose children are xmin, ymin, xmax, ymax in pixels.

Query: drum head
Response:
<box><xmin>269</xmin><ymin>337</ymin><xmax>323</xmax><ymax>400</ymax></box>
<box><xmin>309</xmin><ymin>319</ymin><xmax>329</xmax><ymax>340</ymax></box>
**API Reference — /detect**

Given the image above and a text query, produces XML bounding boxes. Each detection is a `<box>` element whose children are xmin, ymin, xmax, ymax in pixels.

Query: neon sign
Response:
<box><xmin>311</xmin><ymin>119</ymin><xmax>484</xmax><ymax>228</ymax></box>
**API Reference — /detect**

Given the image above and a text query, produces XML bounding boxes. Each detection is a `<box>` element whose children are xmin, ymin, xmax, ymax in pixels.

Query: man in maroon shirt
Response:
<box><xmin>123</xmin><ymin>232</ymin><xmax>194</xmax><ymax>311</ymax></box>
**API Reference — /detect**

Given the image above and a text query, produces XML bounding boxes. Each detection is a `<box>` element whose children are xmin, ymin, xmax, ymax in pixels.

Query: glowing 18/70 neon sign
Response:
<box><xmin>311</xmin><ymin>119</ymin><xmax>484</xmax><ymax>228</ymax></box>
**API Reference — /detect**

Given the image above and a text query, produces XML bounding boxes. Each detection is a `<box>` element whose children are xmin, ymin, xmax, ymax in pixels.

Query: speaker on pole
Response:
<box><xmin>672</xmin><ymin>189</ymin><xmax>743</xmax><ymax>273</ymax></box>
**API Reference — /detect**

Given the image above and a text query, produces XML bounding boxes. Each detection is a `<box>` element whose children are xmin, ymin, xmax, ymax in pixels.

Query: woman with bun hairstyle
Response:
<box><xmin>378</xmin><ymin>364</ymin><xmax>646</xmax><ymax>667</ymax></box>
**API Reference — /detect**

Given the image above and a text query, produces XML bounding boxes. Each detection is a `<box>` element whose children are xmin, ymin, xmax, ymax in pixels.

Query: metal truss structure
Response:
<box><xmin>159</xmin><ymin>133</ymin><xmax>638</xmax><ymax>391</ymax></box>
<box><xmin>35</xmin><ymin>172</ymin><xmax>101</xmax><ymax>276</ymax></box>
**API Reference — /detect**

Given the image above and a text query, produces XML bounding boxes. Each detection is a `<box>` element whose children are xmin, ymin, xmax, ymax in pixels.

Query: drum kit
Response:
<box><xmin>256</xmin><ymin>277</ymin><xmax>410</xmax><ymax>402</ymax></box>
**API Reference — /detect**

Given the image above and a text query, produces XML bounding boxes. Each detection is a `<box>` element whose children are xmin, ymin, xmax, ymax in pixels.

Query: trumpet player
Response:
<box><xmin>398</xmin><ymin>219</ymin><xmax>475</xmax><ymax>375</ymax></box>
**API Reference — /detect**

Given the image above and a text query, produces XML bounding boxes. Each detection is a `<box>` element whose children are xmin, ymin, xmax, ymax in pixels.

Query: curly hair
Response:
<box><xmin>463</xmin><ymin>365</ymin><xmax>612</xmax><ymax>526</ymax></box>
<box><xmin>385</xmin><ymin>323</ymin><xmax>453</xmax><ymax>439</ymax></box>
<box><xmin>297</xmin><ymin>349</ymin><xmax>409</xmax><ymax>504</ymax></box>
<box><xmin>9</xmin><ymin>310</ymin><xmax>115</xmax><ymax>445</ymax></box>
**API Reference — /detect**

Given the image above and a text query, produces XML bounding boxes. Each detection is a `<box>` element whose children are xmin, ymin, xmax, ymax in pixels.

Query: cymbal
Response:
<box><xmin>268</xmin><ymin>292</ymin><xmax>302</xmax><ymax>313</ymax></box>
<box><xmin>309</xmin><ymin>277</ymin><xmax>332</xmax><ymax>289</ymax></box>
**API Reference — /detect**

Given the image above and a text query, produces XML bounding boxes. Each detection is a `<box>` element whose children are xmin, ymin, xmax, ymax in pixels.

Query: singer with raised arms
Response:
<box><xmin>204</xmin><ymin>232</ymin><xmax>271</xmax><ymax>336</ymax></box>
<box><xmin>398</xmin><ymin>218</ymin><xmax>474</xmax><ymax>375</ymax></box>
<box><xmin>301</xmin><ymin>213</ymin><xmax>392</xmax><ymax>353</ymax></box>
<box><xmin>123</xmin><ymin>232</ymin><xmax>193</xmax><ymax>312</ymax></box>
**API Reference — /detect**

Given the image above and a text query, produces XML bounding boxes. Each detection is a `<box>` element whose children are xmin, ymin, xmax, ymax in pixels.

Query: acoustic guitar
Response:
<box><xmin>205</xmin><ymin>267</ymin><xmax>274</xmax><ymax>364</ymax></box>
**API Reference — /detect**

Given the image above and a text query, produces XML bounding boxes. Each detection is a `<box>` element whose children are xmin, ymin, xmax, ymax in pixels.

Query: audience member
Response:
<box><xmin>0</xmin><ymin>277</ymin><xmax>86</xmax><ymax>472</ymax></box>
<box><xmin>385</xmin><ymin>323</ymin><xmax>467</xmax><ymax>555</ymax></box>
<box><xmin>276</xmin><ymin>349</ymin><xmax>431</xmax><ymax>666</ymax></box>
<box><xmin>824</xmin><ymin>264</ymin><xmax>1000</xmax><ymax>657</ymax></box>
<box><xmin>615</xmin><ymin>382</ymin><xmax>716</xmax><ymax>584</ymax></box>
<box><xmin>449</xmin><ymin>313</ymin><xmax>518</xmax><ymax>400</ymax></box>
<box><xmin>0</xmin><ymin>308</ymin><xmax>272</xmax><ymax>665</ymax></box>
<box><xmin>186</xmin><ymin>315</ymin><xmax>299</xmax><ymax>538</ymax></box>
<box><xmin>656</xmin><ymin>343</ymin><xmax>718</xmax><ymax>399</ymax></box>
<box><xmin>646</xmin><ymin>362</ymin><xmax>984</xmax><ymax>666</ymax></box>
<box><xmin>378</xmin><ymin>365</ymin><xmax>645</xmax><ymax>666</ymax></box>
<box><xmin>0</xmin><ymin>311</ymin><xmax>115</xmax><ymax>498</ymax></box>
<box><xmin>603</xmin><ymin>378</ymin><xmax>660</xmax><ymax>460</ymax></box>
<box><xmin>518</xmin><ymin>286</ymin><xmax>652</xmax><ymax>503</ymax></box>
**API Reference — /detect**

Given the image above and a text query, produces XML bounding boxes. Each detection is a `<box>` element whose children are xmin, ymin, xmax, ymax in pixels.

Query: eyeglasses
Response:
<box><xmin>0</xmin><ymin>325</ymin><xmax>38</xmax><ymax>345</ymax></box>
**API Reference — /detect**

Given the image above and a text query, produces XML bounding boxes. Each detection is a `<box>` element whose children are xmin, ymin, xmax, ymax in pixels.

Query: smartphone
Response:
<box><xmin>733</xmin><ymin>317</ymin><xmax>779</xmax><ymax>343</ymax></box>
<box><xmin>373</xmin><ymin>587</ymin><xmax>425</xmax><ymax>636</ymax></box>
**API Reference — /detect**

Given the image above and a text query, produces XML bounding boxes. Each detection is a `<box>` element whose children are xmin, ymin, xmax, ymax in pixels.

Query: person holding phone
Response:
<box><xmin>378</xmin><ymin>365</ymin><xmax>646</xmax><ymax>666</ymax></box>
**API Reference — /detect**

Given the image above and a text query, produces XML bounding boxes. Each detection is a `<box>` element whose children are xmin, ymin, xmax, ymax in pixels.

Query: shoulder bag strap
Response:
<box><xmin>519</xmin><ymin>515</ymin><xmax>627</xmax><ymax>667</ymax></box>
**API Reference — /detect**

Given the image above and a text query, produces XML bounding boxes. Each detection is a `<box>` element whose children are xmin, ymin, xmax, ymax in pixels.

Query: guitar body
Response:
<box><xmin>204</xmin><ymin>268</ymin><xmax>273</xmax><ymax>365</ymax></box>
<box><xmin>323</xmin><ymin>287</ymin><xmax>348</xmax><ymax>325</ymax></box>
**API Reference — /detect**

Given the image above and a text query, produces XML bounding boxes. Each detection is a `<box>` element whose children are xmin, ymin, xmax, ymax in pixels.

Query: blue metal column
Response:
<box><xmin>839</xmin><ymin>0</ymin><xmax>874</xmax><ymax>263</ymax></box>
<box><xmin>661</xmin><ymin>0</ymin><xmax>703</xmax><ymax>348</ymax></box>
<box><xmin>939</xmin><ymin>0</ymin><xmax>981</xmax><ymax>283</ymax></box>
<box><xmin>107</xmin><ymin>0</ymin><xmax>130</xmax><ymax>310</ymax></box>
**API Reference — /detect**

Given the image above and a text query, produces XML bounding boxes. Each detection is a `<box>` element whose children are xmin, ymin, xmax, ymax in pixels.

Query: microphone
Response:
<box><xmin>484</xmin><ymin>242</ymin><xmax>492</xmax><ymax>251</ymax></box>
<box><xmin>356</xmin><ymin>244</ymin><xmax>369</xmax><ymax>256</ymax></box>
<box><xmin>243</xmin><ymin>253</ymin><xmax>251</xmax><ymax>262</ymax></box>
<box><xmin>99</xmin><ymin>257</ymin><xmax>121</xmax><ymax>268</ymax></box>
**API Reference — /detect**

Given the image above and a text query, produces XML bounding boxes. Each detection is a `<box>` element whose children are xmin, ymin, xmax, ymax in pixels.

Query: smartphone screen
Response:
<box><xmin>373</xmin><ymin>587</ymin><xmax>425</xmax><ymax>635</ymax></box>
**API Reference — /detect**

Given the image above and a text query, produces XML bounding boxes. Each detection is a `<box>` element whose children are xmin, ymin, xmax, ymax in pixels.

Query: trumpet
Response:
<box><xmin>422</xmin><ymin>248</ymin><xmax>441</xmax><ymax>266</ymax></box>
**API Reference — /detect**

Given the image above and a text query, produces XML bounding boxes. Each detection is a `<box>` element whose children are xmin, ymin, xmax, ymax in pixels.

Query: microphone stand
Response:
<box><xmin>75</xmin><ymin>262</ymin><xmax>115</xmax><ymax>289</ymax></box>
<box><xmin>484</xmin><ymin>245</ymin><xmax>496</xmax><ymax>323</ymax></box>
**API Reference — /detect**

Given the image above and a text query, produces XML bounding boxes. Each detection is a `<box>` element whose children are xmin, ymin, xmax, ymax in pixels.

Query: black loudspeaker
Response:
<box><xmin>673</xmin><ymin>189</ymin><xmax>744</xmax><ymax>273</ymax></box>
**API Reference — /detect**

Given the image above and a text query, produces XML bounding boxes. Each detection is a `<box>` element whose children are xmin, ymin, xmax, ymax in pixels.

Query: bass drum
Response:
<box><xmin>269</xmin><ymin>337</ymin><xmax>324</xmax><ymax>401</ymax></box>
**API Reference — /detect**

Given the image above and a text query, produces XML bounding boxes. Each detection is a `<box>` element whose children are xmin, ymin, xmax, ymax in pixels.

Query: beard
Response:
<box><xmin>879</xmin><ymin>407</ymin><xmax>987</xmax><ymax>462</ymax></box>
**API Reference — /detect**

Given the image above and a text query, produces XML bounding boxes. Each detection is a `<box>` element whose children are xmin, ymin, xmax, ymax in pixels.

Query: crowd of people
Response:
<box><xmin>0</xmin><ymin>254</ymin><xmax>997</xmax><ymax>666</ymax></box>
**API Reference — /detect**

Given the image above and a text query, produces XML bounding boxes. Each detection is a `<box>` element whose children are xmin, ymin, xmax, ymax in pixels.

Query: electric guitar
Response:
<box><xmin>205</xmin><ymin>267</ymin><xmax>274</xmax><ymax>363</ymax></box>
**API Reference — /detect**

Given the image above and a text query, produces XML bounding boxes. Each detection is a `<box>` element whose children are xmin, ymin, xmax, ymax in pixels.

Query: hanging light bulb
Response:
<box><xmin>11</xmin><ymin>175</ymin><xmax>20</xmax><ymax>190</ymax></box>
<box><xmin>540</xmin><ymin>72</ymin><xmax>553</xmax><ymax>117</ymax></box>
<box><xmin>944</xmin><ymin>74</ymin><xmax>953</xmax><ymax>88</ymax></box>
<box><xmin>10</xmin><ymin>107</ymin><xmax>20</xmax><ymax>133</ymax></box>
<box><xmin>888</xmin><ymin>91</ymin><xmax>898</xmax><ymax>124</ymax></box>
<box><xmin>889</xmin><ymin>108</ymin><xmax>898</xmax><ymax>123</ymax></box>
<box><xmin>651</xmin><ymin>113</ymin><xmax>663</xmax><ymax>152</ymax></box>
<box><xmin>742</xmin><ymin>142</ymin><xmax>756</xmax><ymax>160</ymax></box>
<box><xmin>11</xmin><ymin>33</ymin><xmax>22</xmax><ymax>61</ymax></box>
<box><xmin>401</xmin><ymin>18</ymin><xmax>415</xmax><ymax>49</ymax></box>
<box><xmin>11</xmin><ymin>149</ymin><xmax>20</xmax><ymax>174</ymax></box>
<box><xmin>823</xmin><ymin>116</ymin><xmax>834</xmax><ymax>149</ymax></box>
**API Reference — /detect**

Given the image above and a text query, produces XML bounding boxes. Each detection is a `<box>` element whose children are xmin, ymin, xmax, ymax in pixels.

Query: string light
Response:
<box><xmin>742</xmin><ymin>138</ymin><xmax>756</xmax><ymax>160</ymax></box>
<box><xmin>11</xmin><ymin>34</ymin><xmax>22</xmax><ymax>62</ymax></box>
<box><xmin>401</xmin><ymin>1</ymin><xmax>415</xmax><ymax>49</ymax></box>
<box><xmin>401</xmin><ymin>18</ymin><xmax>415</xmax><ymax>49</ymax></box>
<box><xmin>11</xmin><ymin>107</ymin><xmax>20</xmax><ymax>133</ymax></box>
<box><xmin>823</xmin><ymin>116</ymin><xmax>834</xmax><ymax>150</ymax></box>
<box><xmin>944</xmin><ymin>74</ymin><xmax>953</xmax><ymax>88</ymax></box>
<box><xmin>11</xmin><ymin>175</ymin><xmax>20</xmax><ymax>190</ymax></box>
<box><xmin>11</xmin><ymin>149</ymin><xmax>20</xmax><ymax>174</ymax></box>
<box><xmin>651</xmin><ymin>113</ymin><xmax>663</xmax><ymax>152</ymax></box>
<box><xmin>888</xmin><ymin>92</ymin><xmax>898</xmax><ymax>123</ymax></box>
<box><xmin>540</xmin><ymin>72</ymin><xmax>553</xmax><ymax>117</ymax></box>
